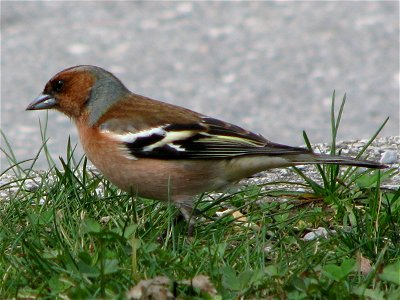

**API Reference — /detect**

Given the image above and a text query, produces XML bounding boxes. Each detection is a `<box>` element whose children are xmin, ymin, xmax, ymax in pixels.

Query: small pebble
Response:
<box><xmin>302</xmin><ymin>227</ymin><xmax>332</xmax><ymax>241</ymax></box>
<box><xmin>380</xmin><ymin>150</ymin><xmax>398</xmax><ymax>164</ymax></box>
<box><xmin>263</xmin><ymin>244</ymin><xmax>273</xmax><ymax>253</ymax></box>
<box><xmin>25</xmin><ymin>180</ymin><xmax>39</xmax><ymax>192</ymax></box>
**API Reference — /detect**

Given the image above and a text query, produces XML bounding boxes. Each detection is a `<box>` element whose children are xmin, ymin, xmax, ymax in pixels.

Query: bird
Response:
<box><xmin>26</xmin><ymin>65</ymin><xmax>386</xmax><ymax>227</ymax></box>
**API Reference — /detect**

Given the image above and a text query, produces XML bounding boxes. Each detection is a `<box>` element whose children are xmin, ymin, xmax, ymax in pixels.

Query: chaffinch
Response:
<box><xmin>27</xmin><ymin>65</ymin><xmax>386</xmax><ymax>223</ymax></box>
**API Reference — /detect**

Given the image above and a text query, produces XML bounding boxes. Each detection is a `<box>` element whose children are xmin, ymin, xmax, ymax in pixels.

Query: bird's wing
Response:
<box><xmin>101</xmin><ymin>115</ymin><xmax>312</xmax><ymax>160</ymax></box>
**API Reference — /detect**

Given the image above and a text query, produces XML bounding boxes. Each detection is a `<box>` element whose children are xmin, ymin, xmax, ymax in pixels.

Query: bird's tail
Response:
<box><xmin>224</xmin><ymin>152</ymin><xmax>387</xmax><ymax>182</ymax></box>
<box><xmin>289</xmin><ymin>153</ymin><xmax>388</xmax><ymax>169</ymax></box>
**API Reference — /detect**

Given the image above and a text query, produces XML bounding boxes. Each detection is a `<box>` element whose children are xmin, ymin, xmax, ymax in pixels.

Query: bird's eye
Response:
<box><xmin>53</xmin><ymin>80</ymin><xmax>64</xmax><ymax>92</ymax></box>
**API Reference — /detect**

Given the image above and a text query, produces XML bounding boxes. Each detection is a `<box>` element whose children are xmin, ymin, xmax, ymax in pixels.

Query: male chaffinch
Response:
<box><xmin>27</xmin><ymin>65</ymin><xmax>386</xmax><ymax>223</ymax></box>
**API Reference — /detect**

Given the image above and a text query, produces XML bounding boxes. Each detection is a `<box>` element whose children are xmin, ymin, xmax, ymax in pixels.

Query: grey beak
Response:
<box><xmin>26</xmin><ymin>93</ymin><xmax>58</xmax><ymax>110</ymax></box>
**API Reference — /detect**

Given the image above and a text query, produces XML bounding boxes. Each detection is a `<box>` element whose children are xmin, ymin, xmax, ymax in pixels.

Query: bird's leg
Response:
<box><xmin>156</xmin><ymin>203</ymin><xmax>194</xmax><ymax>245</ymax></box>
<box><xmin>177</xmin><ymin>203</ymin><xmax>197</xmax><ymax>236</ymax></box>
<box><xmin>174</xmin><ymin>198</ymin><xmax>198</xmax><ymax>236</ymax></box>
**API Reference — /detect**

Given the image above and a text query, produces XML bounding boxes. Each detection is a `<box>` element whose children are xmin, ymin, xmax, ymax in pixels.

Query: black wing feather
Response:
<box><xmin>124</xmin><ymin>117</ymin><xmax>312</xmax><ymax>159</ymax></box>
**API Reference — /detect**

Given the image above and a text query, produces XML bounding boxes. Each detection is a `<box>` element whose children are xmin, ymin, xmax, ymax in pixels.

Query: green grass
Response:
<box><xmin>1</xmin><ymin>94</ymin><xmax>399</xmax><ymax>299</ymax></box>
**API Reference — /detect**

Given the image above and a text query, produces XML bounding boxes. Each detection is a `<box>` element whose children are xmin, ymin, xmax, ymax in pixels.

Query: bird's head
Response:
<box><xmin>27</xmin><ymin>65</ymin><xmax>129</xmax><ymax>125</ymax></box>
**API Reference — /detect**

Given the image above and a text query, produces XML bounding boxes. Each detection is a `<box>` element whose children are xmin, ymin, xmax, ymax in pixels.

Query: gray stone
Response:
<box><xmin>380</xmin><ymin>150</ymin><xmax>398</xmax><ymax>164</ymax></box>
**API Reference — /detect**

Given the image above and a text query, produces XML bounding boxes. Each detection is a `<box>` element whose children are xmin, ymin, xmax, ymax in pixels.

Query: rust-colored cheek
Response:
<box><xmin>56</xmin><ymin>74</ymin><xmax>95</xmax><ymax>119</ymax></box>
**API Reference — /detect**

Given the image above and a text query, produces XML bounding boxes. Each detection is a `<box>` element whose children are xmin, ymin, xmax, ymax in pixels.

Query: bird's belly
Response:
<box><xmin>94</xmin><ymin>156</ymin><xmax>228</xmax><ymax>201</ymax></box>
<box><xmin>79</xmin><ymin>130</ymin><xmax>228</xmax><ymax>201</ymax></box>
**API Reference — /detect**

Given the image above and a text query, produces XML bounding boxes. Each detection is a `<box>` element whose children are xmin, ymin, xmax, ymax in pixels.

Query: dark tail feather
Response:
<box><xmin>291</xmin><ymin>153</ymin><xmax>388</xmax><ymax>169</ymax></box>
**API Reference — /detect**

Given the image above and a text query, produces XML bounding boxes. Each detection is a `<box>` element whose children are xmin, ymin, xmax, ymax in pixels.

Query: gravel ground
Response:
<box><xmin>1</xmin><ymin>1</ymin><xmax>398</xmax><ymax>171</ymax></box>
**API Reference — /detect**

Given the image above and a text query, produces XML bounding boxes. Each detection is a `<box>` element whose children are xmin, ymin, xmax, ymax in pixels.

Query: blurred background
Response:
<box><xmin>1</xmin><ymin>1</ymin><xmax>399</xmax><ymax>171</ymax></box>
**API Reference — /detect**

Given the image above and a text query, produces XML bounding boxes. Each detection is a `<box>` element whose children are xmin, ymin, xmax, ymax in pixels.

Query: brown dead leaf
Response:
<box><xmin>126</xmin><ymin>276</ymin><xmax>174</xmax><ymax>300</ymax></box>
<box><xmin>356</xmin><ymin>251</ymin><xmax>373</xmax><ymax>275</ymax></box>
<box><xmin>180</xmin><ymin>275</ymin><xmax>217</xmax><ymax>296</ymax></box>
<box><xmin>216</xmin><ymin>208</ymin><xmax>260</xmax><ymax>230</ymax></box>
